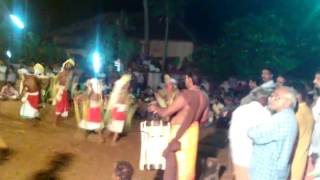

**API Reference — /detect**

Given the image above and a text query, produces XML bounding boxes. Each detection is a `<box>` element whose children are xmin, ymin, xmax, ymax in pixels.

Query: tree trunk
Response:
<box><xmin>143</xmin><ymin>0</ymin><xmax>150</xmax><ymax>55</ymax></box>
<box><xmin>163</xmin><ymin>16</ymin><xmax>169</xmax><ymax>71</ymax></box>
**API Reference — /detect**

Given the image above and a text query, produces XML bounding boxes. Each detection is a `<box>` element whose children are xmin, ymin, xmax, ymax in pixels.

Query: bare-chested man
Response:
<box><xmin>149</xmin><ymin>72</ymin><xmax>209</xmax><ymax>180</ymax></box>
<box><xmin>54</xmin><ymin>59</ymin><xmax>75</xmax><ymax>125</ymax></box>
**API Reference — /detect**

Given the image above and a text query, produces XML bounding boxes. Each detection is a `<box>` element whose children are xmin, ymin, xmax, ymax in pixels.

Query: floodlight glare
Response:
<box><xmin>92</xmin><ymin>51</ymin><xmax>101</xmax><ymax>74</ymax></box>
<box><xmin>6</xmin><ymin>50</ymin><xmax>12</xmax><ymax>58</ymax></box>
<box><xmin>10</xmin><ymin>14</ymin><xmax>25</xmax><ymax>29</ymax></box>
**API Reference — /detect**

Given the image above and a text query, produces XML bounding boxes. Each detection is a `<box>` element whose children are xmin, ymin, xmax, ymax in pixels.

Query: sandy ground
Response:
<box><xmin>0</xmin><ymin>101</ymin><xmax>156</xmax><ymax>180</ymax></box>
<box><xmin>0</xmin><ymin>101</ymin><xmax>233</xmax><ymax>180</ymax></box>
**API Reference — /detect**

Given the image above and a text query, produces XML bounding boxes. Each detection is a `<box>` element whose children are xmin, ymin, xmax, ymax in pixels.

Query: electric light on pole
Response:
<box><xmin>9</xmin><ymin>14</ymin><xmax>25</xmax><ymax>29</ymax></box>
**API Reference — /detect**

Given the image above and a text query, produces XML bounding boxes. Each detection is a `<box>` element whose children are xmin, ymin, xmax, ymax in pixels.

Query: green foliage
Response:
<box><xmin>150</xmin><ymin>0</ymin><xmax>187</xmax><ymax>19</ymax></box>
<box><xmin>193</xmin><ymin>12</ymin><xmax>320</xmax><ymax>79</ymax></box>
<box><xmin>192</xmin><ymin>46</ymin><xmax>228</xmax><ymax>80</ymax></box>
<box><xmin>219</xmin><ymin>13</ymin><xmax>301</xmax><ymax>77</ymax></box>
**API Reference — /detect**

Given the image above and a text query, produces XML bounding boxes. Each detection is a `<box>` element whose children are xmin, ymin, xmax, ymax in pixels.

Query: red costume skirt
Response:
<box><xmin>55</xmin><ymin>90</ymin><xmax>69</xmax><ymax>117</ymax></box>
<box><xmin>88</xmin><ymin>107</ymin><xmax>102</xmax><ymax>123</ymax></box>
<box><xmin>108</xmin><ymin>106</ymin><xmax>127</xmax><ymax>133</ymax></box>
<box><xmin>28</xmin><ymin>92</ymin><xmax>40</xmax><ymax>110</ymax></box>
<box><xmin>111</xmin><ymin>107</ymin><xmax>127</xmax><ymax>121</ymax></box>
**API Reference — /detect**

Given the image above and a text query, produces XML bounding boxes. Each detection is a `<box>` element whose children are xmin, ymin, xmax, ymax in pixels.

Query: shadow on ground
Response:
<box><xmin>0</xmin><ymin>148</ymin><xmax>14</xmax><ymax>165</ymax></box>
<box><xmin>31</xmin><ymin>152</ymin><xmax>75</xmax><ymax>180</ymax></box>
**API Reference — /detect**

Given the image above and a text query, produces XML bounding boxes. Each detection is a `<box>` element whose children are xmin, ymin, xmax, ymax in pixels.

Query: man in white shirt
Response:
<box><xmin>241</xmin><ymin>68</ymin><xmax>275</xmax><ymax>105</ymax></box>
<box><xmin>308</xmin><ymin>71</ymin><xmax>320</xmax><ymax>178</ymax></box>
<box><xmin>260</xmin><ymin>68</ymin><xmax>276</xmax><ymax>92</ymax></box>
<box><xmin>229</xmin><ymin>87</ymin><xmax>271</xmax><ymax>180</ymax></box>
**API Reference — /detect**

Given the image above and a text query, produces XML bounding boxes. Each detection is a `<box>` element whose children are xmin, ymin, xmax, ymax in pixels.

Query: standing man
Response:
<box><xmin>148</xmin><ymin>72</ymin><xmax>209</xmax><ymax>180</ymax></box>
<box><xmin>241</xmin><ymin>68</ymin><xmax>275</xmax><ymax>105</ymax></box>
<box><xmin>290</xmin><ymin>84</ymin><xmax>314</xmax><ymax>180</ymax></box>
<box><xmin>53</xmin><ymin>58</ymin><xmax>75</xmax><ymax>125</ymax></box>
<box><xmin>248</xmin><ymin>86</ymin><xmax>298</xmax><ymax>180</ymax></box>
<box><xmin>276</xmin><ymin>75</ymin><xmax>286</xmax><ymax>87</ymax></box>
<box><xmin>229</xmin><ymin>88</ymin><xmax>271</xmax><ymax>180</ymax></box>
<box><xmin>260</xmin><ymin>68</ymin><xmax>276</xmax><ymax>92</ymax></box>
<box><xmin>306</xmin><ymin>71</ymin><xmax>320</xmax><ymax>178</ymax></box>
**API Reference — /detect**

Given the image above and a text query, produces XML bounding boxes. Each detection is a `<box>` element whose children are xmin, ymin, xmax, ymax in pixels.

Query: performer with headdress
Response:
<box><xmin>107</xmin><ymin>74</ymin><xmax>131</xmax><ymax>145</ymax></box>
<box><xmin>77</xmin><ymin>78</ymin><xmax>105</xmax><ymax>142</ymax></box>
<box><xmin>155</xmin><ymin>74</ymin><xmax>179</xmax><ymax>108</ymax></box>
<box><xmin>33</xmin><ymin>63</ymin><xmax>50</xmax><ymax>106</ymax></box>
<box><xmin>20</xmin><ymin>71</ymin><xmax>40</xmax><ymax>121</ymax></box>
<box><xmin>33</xmin><ymin>63</ymin><xmax>45</xmax><ymax>77</ymax></box>
<box><xmin>53</xmin><ymin>58</ymin><xmax>75</xmax><ymax>125</ymax></box>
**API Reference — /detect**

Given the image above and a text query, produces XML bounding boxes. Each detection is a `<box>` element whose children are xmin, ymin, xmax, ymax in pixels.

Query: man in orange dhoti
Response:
<box><xmin>149</xmin><ymin>72</ymin><xmax>209</xmax><ymax>180</ymax></box>
<box><xmin>54</xmin><ymin>59</ymin><xmax>75</xmax><ymax>125</ymax></box>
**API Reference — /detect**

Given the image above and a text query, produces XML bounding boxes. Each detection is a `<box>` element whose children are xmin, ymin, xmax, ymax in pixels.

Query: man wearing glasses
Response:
<box><xmin>248</xmin><ymin>86</ymin><xmax>298</xmax><ymax>180</ymax></box>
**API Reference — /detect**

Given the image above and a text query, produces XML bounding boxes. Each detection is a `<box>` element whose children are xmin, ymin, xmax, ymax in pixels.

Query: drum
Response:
<box><xmin>140</xmin><ymin>120</ymin><xmax>171</xmax><ymax>170</ymax></box>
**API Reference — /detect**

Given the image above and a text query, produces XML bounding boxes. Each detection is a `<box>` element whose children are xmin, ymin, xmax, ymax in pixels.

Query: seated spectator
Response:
<box><xmin>7</xmin><ymin>66</ymin><xmax>17</xmax><ymax>84</ymax></box>
<box><xmin>276</xmin><ymin>75</ymin><xmax>286</xmax><ymax>87</ymax></box>
<box><xmin>212</xmin><ymin>97</ymin><xmax>224</xmax><ymax>122</ymax></box>
<box><xmin>113</xmin><ymin>161</ymin><xmax>134</xmax><ymax>180</ymax></box>
<box><xmin>0</xmin><ymin>82</ymin><xmax>19</xmax><ymax>100</ymax></box>
<box><xmin>248</xmin><ymin>78</ymin><xmax>258</xmax><ymax>90</ymax></box>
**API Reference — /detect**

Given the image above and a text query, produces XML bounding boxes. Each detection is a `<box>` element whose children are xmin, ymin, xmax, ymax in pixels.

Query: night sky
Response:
<box><xmin>11</xmin><ymin>0</ymin><xmax>284</xmax><ymax>43</ymax></box>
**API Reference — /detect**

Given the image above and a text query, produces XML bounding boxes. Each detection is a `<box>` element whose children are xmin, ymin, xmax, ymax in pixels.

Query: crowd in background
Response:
<box><xmin>1</xmin><ymin>56</ymin><xmax>320</xmax><ymax>179</ymax></box>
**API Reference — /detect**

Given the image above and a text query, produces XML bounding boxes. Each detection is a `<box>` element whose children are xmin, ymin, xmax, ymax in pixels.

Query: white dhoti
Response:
<box><xmin>20</xmin><ymin>92</ymin><xmax>40</xmax><ymax>119</ymax></box>
<box><xmin>108</xmin><ymin>120</ymin><xmax>125</xmax><ymax>133</ymax></box>
<box><xmin>79</xmin><ymin>120</ymin><xmax>104</xmax><ymax>130</ymax></box>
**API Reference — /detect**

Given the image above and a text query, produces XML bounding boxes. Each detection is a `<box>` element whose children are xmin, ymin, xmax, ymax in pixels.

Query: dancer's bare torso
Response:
<box><xmin>57</xmin><ymin>71</ymin><xmax>71</xmax><ymax>86</ymax></box>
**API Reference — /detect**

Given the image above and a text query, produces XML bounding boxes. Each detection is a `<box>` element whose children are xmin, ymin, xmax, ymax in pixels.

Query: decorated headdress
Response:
<box><xmin>107</xmin><ymin>74</ymin><xmax>132</xmax><ymax>112</ymax></box>
<box><xmin>164</xmin><ymin>74</ymin><xmax>177</xmax><ymax>85</ymax></box>
<box><xmin>114</xmin><ymin>74</ymin><xmax>132</xmax><ymax>89</ymax></box>
<box><xmin>33</xmin><ymin>63</ymin><xmax>45</xmax><ymax>76</ymax></box>
<box><xmin>89</xmin><ymin>78</ymin><xmax>103</xmax><ymax>94</ymax></box>
<box><xmin>61</xmin><ymin>58</ymin><xmax>75</xmax><ymax>71</ymax></box>
<box><xmin>18</xmin><ymin>68</ymin><xmax>29</xmax><ymax>75</ymax></box>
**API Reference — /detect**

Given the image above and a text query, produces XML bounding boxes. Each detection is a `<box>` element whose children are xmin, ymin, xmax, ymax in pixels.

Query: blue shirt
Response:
<box><xmin>248</xmin><ymin>108</ymin><xmax>298</xmax><ymax>180</ymax></box>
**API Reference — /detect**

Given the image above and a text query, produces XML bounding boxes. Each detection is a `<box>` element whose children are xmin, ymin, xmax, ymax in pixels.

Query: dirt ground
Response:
<box><xmin>0</xmin><ymin>101</ymin><xmax>156</xmax><ymax>180</ymax></box>
<box><xmin>0</xmin><ymin>101</ymin><xmax>233</xmax><ymax>180</ymax></box>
